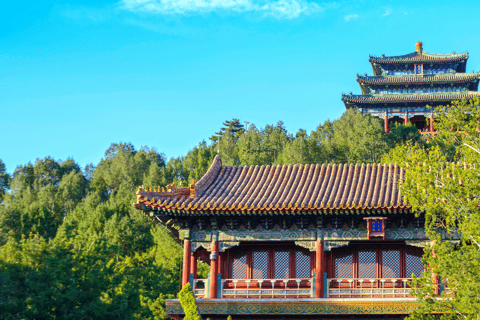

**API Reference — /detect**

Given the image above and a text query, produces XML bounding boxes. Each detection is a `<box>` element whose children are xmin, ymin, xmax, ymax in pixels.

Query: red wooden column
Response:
<box><xmin>209</xmin><ymin>240</ymin><xmax>219</xmax><ymax>298</ymax></box>
<box><xmin>182</xmin><ymin>239</ymin><xmax>191</xmax><ymax>287</ymax></box>
<box><xmin>384</xmin><ymin>115</ymin><xmax>389</xmax><ymax>133</ymax></box>
<box><xmin>191</xmin><ymin>251</ymin><xmax>198</xmax><ymax>280</ymax></box>
<box><xmin>315</xmin><ymin>240</ymin><xmax>325</xmax><ymax>298</ymax></box>
<box><xmin>404</xmin><ymin>114</ymin><xmax>409</xmax><ymax>125</ymax></box>
<box><xmin>429</xmin><ymin>114</ymin><xmax>434</xmax><ymax>132</ymax></box>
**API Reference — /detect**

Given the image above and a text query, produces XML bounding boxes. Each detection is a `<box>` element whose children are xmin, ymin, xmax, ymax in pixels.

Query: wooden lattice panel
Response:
<box><xmin>382</xmin><ymin>250</ymin><xmax>400</xmax><ymax>278</ymax></box>
<box><xmin>296</xmin><ymin>250</ymin><xmax>311</xmax><ymax>278</ymax></box>
<box><xmin>232</xmin><ymin>248</ymin><xmax>247</xmax><ymax>279</ymax></box>
<box><xmin>252</xmin><ymin>250</ymin><xmax>269</xmax><ymax>279</ymax></box>
<box><xmin>274</xmin><ymin>250</ymin><xmax>290</xmax><ymax>279</ymax></box>
<box><xmin>358</xmin><ymin>249</ymin><xmax>376</xmax><ymax>278</ymax></box>
<box><xmin>334</xmin><ymin>247</ymin><xmax>353</xmax><ymax>279</ymax></box>
<box><xmin>405</xmin><ymin>246</ymin><xmax>424</xmax><ymax>278</ymax></box>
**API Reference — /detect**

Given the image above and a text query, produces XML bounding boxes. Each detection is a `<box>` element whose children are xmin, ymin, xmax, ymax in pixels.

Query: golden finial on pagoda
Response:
<box><xmin>416</xmin><ymin>42</ymin><xmax>423</xmax><ymax>53</ymax></box>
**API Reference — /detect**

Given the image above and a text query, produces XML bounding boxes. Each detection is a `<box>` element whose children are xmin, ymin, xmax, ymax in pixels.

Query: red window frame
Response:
<box><xmin>330</xmin><ymin>244</ymin><xmax>424</xmax><ymax>279</ymax></box>
<box><xmin>227</xmin><ymin>245</ymin><xmax>314</xmax><ymax>280</ymax></box>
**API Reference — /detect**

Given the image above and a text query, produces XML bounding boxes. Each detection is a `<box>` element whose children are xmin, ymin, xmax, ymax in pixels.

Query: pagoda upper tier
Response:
<box><xmin>369</xmin><ymin>43</ymin><xmax>468</xmax><ymax>76</ymax></box>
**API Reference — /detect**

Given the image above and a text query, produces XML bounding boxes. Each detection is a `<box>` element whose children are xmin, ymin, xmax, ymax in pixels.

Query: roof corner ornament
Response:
<box><xmin>189</xmin><ymin>179</ymin><xmax>196</xmax><ymax>199</ymax></box>
<box><xmin>166</xmin><ymin>182</ymin><xmax>177</xmax><ymax>193</ymax></box>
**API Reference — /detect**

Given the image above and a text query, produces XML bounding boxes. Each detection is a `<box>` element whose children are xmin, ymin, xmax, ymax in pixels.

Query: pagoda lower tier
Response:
<box><xmin>341</xmin><ymin>91</ymin><xmax>480</xmax><ymax>133</ymax></box>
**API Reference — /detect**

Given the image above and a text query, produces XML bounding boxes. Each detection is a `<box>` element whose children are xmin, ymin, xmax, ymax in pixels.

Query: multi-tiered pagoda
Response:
<box><xmin>135</xmin><ymin>156</ymin><xmax>457</xmax><ymax>319</ymax></box>
<box><xmin>342</xmin><ymin>42</ymin><xmax>480</xmax><ymax>133</ymax></box>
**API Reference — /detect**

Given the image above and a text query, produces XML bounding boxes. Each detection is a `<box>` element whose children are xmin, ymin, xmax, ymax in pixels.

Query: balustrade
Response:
<box><xmin>221</xmin><ymin>278</ymin><xmax>312</xmax><ymax>299</ymax></box>
<box><xmin>194</xmin><ymin>277</ymin><xmax>447</xmax><ymax>299</ymax></box>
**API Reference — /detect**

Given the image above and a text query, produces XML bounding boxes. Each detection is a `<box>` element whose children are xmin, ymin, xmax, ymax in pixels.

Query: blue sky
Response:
<box><xmin>1</xmin><ymin>0</ymin><xmax>480</xmax><ymax>174</ymax></box>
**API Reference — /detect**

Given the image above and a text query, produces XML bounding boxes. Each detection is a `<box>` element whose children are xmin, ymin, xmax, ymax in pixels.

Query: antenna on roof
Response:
<box><xmin>217</xmin><ymin>136</ymin><xmax>220</xmax><ymax>154</ymax></box>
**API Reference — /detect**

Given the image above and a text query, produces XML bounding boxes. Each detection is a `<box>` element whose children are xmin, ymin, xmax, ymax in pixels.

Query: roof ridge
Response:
<box><xmin>195</xmin><ymin>155</ymin><xmax>222</xmax><ymax>196</ymax></box>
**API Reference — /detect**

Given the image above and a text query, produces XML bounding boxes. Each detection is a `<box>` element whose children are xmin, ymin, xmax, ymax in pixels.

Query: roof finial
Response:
<box><xmin>416</xmin><ymin>42</ymin><xmax>423</xmax><ymax>53</ymax></box>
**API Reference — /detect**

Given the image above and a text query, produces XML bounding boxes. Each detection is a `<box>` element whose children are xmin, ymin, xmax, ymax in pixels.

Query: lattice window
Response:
<box><xmin>406</xmin><ymin>246</ymin><xmax>424</xmax><ymax>278</ymax></box>
<box><xmin>274</xmin><ymin>250</ymin><xmax>290</xmax><ymax>279</ymax></box>
<box><xmin>334</xmin><ymin>247</ymin><xmax>353</xmax><ymax>279</ymax></box>
<box><xmin>358</xmin><ymin>249</ymin><xmax>376</xmax><ymax>278</ymax></box>
<box><xmin>252</xmin><ymin>250</ymin><xmax>269</xmax><ymax>279</ymax></box>
<box><xmin>382</xmin><ymin>250</ymin><xmax>400</xmax><ymax>278</ymax></box>
<box><xmin>232</xmin><ymin>248</ymin><xmax>247</xmax><ymax>279</ymax></box>
<box><xmin>296</xmin><ymin>250</ymin><xmax>311</xmax><ymax>278</ymax></box>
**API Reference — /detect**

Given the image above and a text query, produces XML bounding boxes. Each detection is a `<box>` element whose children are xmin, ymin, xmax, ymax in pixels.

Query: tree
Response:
<box><xmin>0</xmin><ymin>157</ymin><xmax>88</xmax><ymax>244</ymax></box>
<box><xmin>383</xmin><ymin>98</ymin><xmax>480</xmax><ymax>319</ymax></box>
<box><xmin>330</xmin><ymin>109</ymin><xmax>390</xmax><ymax>163</ymax></box>
<box><xmin>0</xmin><ymin>159</ymin><xmax>10</xmax><ymax>202</ymax></box>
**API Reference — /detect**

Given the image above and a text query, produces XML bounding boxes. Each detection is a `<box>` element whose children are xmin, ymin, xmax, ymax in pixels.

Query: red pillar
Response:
<box><xmin>182</xmin><ymin>240</ymin><xmax>191</xmax><ymax>287</ymax></box>
<box><xmin>384</xmin><ymin>115</ymin><xmax>389</xmax><ymax>133</ymax></box>
<box><xmin>429</xmin><ymin>114</ymin><xmax>434</xmax><ymax>132</ymax></box>
<box><xmin>191</xmin><ymin>251</ymin><xmax>198</xmax><ymax>280</ymax></box>
<box><xmin>315</xmin><ymin>240</ymin><xmax>325</xmax><ymax>298</ymax></box>
<box><xmin>209</xmin><ymin>240</ymin><xmax>219</xmax><ymax>298</ymax></box>
<box><xmin>404</xmin><ymin>114</ymin><xmax>408</xmax><ymax>125</ymax></box>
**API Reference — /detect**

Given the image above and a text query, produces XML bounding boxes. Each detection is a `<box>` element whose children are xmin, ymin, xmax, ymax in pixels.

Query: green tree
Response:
<box><xmin>0</xmin><ymin>157</ymin><xmax>88</xmax><ymax>244</ymax></box>
<box><xmin>383</xmin><ymin>98</ymin><xmax>480</xmax><ymax>319</ymax></box>
<box><xmin>0</xmin><ymin>159</ymin><xmax>10</xmax><ymax>202</ymax></box>
<box><xmin>331</xmin><ymin>109</ymin><xmax>389</xmax><ymax>163</ymax></box>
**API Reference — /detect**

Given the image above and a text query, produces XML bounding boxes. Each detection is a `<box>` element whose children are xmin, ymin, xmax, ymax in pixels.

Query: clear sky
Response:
<box><xmin>1</xmin><ymin>0</ymin><xmax>480</xmax><ymax>174</ymax></box>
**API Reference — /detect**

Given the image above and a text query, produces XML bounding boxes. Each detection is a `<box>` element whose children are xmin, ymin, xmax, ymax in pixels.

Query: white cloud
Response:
<box><xmin>120</xmin><ymin>0</ymin><xmax>330</xmax><ymax>19</ymax></box>
<box><xmin>343</xmin><ymin>14</ymin><xmax>358</xmax><ymax>22</ymax></box>
<box><xmin>382</xmin><ymin>8</ymin><xmax>391</xmax><ymax>16</ymax></box>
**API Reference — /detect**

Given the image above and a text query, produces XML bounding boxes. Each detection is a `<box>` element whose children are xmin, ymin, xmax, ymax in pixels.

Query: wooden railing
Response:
<box><xmin>221</xmin><ymin>278</ymin><xmax>313</xmax><ymax>299</ymax></box>
<box><xmin>194</xmin><ymin>277</ymin><xmax>448</xmax><ymax>299</ymax></box>
<box><xmin>327</xmin><ymin>278</ymin><xmax>414</xmax><ymax>298</ymax></box>
<box><xmin>193</xmin><ymin>279</ymin><xmax>208</xmax><ymax>298</ymax></box>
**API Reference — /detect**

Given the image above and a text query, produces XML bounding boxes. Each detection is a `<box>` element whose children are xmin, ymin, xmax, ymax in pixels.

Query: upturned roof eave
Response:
<box><xmin>357</xmin><ymin>73</ymin><xmax>480</xmax><ymax>86</ymax></box>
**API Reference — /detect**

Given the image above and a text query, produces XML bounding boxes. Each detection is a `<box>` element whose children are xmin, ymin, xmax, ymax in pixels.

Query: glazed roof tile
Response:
<box><xmin>369</xmin><ymin>51</ymin><xmax>469</xmax><ymax>64</ymax></box>
<box><xmin>135</xmin><ymin>156</ymin><xmax>409</xmax><ymax>215</ymax></box>
<box><xmin>341</xmin><ymin>91</ymin><xmax>480</xmax><ymax>105</ymax></box>
<box><xmin>357</xmin><ymin>72</ymin><xmax>480</xmax><ymax>86</ymax></box>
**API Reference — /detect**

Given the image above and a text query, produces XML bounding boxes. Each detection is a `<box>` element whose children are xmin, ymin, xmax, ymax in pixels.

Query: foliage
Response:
<box><xmin>178</xmin><ymin>283</ymin><xmax>202</xmax><ymax>320</ymax></box>
<box><xmin>0</xmin><ymin>157</ymin><xmax>88</xmax><ymax>244</ymax></box>
<box><xmin>383</xmin><ymin>98</ymin><xmax>480</xmax><ymax>319</ymax></box>
<box><xmin>0</xmin><ymin>159</ymin><xmax>10</xmax><ymax>202</ymax></box>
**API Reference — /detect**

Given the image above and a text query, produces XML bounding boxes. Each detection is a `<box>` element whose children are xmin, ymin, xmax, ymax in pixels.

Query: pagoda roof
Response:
<box><xmin>135</xmin><ymin>155</ymin><xmax>409</xmax><ymax>215</ymax></box>
<box><xmin>369</xmin><ymin>51</ymin><xmax>468</xmax><ymax>76</ymax></box>
<box><xmin>369</xmin><ymin>51</ymin><xmax>468</xmax><ymax>65</ymax></box>
<box><xmin>341</xmin><ymin>91</ymin><xmax>480</xmax><ymax>107</ymax></box>
<box><xmin>357</xmin><ymin>72</ymin><xmax>480</xmax><ymax>86</ymax></box>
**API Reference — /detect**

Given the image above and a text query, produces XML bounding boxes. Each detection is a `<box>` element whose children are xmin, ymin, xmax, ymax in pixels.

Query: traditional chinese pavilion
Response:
<box><xmin>342</xmin><ymin>42</ymin><xmax>480</xmax><ymax>133</ymax></box>
<box><xmin>135</xmin><ymin>156</ymin><xmax>456</xmax><ymax>319</ymax></box>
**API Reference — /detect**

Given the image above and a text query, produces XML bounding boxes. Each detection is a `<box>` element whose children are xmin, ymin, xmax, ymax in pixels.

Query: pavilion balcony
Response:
<box><xmin>327</xmin><ymin>277</ymin><xmax>449</xmax><ymax>299</ymax></box>
<box><xmin>327</xmin><ymin>277</ymin><xmax>413</xmax><ymax>298</ymax></box>
<box><xmin>193</xmin><ymin>277</ymin><xmax>448</xmax><ymax>299</ymax></box>
<box><xmin>193</xmin><ymin>278</ymin><xmax>313</xmax><ymax>299</ymax></box>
